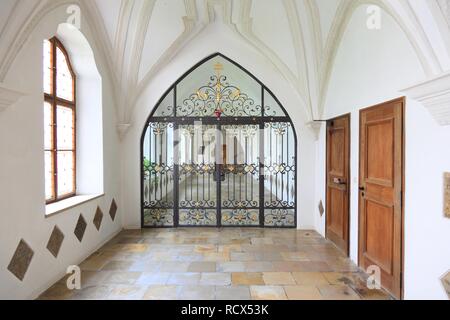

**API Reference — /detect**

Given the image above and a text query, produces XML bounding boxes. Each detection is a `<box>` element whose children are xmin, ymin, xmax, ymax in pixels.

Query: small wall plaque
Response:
<box><xmin>318</xmin><ymin>200</ymin><xmax>324</xmax><ymax>217</ymax></box>
<box><xmin>445</xmin><ymin>173</ymin><xmax>450</xmax><ymax>218</ymax></box>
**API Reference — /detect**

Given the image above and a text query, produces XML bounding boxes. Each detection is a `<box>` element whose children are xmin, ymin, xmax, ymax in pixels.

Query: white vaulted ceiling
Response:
<box><xmin>0</xmin><ymin>0</ymin><xmax>449</xmax><ymax>126</ymax></box>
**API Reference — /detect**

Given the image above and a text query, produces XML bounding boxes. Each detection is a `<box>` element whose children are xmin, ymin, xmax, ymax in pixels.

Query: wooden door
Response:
<box><xmin>326</xmin><ymin>114</ymin><xmax>350</xmax><ymax>255</ymax></box>
<box><xmin>359</xmin><ymin>98</ymin><xmax>404</xmax><ymax>299</ymax></box>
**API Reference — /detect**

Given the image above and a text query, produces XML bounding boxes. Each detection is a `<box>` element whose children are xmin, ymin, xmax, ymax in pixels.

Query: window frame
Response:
<box><xmin>44</xmin><ymin>37</ymin><xmax>77</xmax><ymax>204</ymax></box>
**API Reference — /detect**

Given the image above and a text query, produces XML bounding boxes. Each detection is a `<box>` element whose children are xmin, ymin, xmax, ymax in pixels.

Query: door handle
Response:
<box><xmin>359</xmin><ymin>187</ymin><xmax>365</xmax><ymax>197</ymax></box>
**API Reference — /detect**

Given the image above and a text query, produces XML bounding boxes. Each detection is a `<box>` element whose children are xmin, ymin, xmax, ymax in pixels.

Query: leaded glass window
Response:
<box><xmin>43</xmin><ymin>38</ymin><xmax>76</xmax><ymax>203</ymax></box>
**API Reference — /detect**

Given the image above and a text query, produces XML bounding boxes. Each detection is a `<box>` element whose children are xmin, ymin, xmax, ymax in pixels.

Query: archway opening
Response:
<box><xmin>141</xmin><ymin>54</ymin><xmax>297</xmax><ymax>228</ymax></box>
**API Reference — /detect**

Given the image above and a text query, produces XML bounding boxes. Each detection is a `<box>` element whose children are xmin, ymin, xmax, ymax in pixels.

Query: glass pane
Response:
<box><xmin>221</xmin><ymin>125</ymin><xmax>260</xmax><ymax>212</ymax></box>
<box><xmin>153</xmin><ymin>90</ymin><xmax>174</xmax><ymax>117</ymax></box>
<box><xmin>264</xmin><ymin>122</ymin><xmax>296</xmax><ymax>208</ymax></box>
<box><xmin>57</xmin><ymin>151</ymin><xmax>74</xmax><ymax>197</ymax></box>
<box><xmin>45</xmin><ymin>151</ymin><xmax>54</xmax><ymax>201</ymax></box>
<box><xmin>264</xmin><ymin>89</ymin><xmax>287</xmax><ymax>117</ymax></box>
<box><xmin>57</xmin><ymin>105</ymin><xmax>74</xmax><ymax>150</ymax></box>
<box><xmin>178</xmin><ymin>124</ymin><xmax>217</xmax><ymax>211</ymax></box>
<box><xmin>43</xmin><ymin>40</ymin><xmax>52</xmax><ymax>94</ymax></box>
<box><xmin>176</xmin><ymin>56</ymin><xmax>262</xmax><ymax>117</ymax></box>
<box><xmin>143</xmin><ymin>123</ymin><xmax>174</xmax><ymax>208</ymax></box>
<box><xmin>44</xmin><ymin>101</ymin><xmax>53</xmax><ymax>150</ymax></box>
<box><xmin>56</xmin><ymin>47</ymin><xmax>74</xmax><ymax>101</ymax></box>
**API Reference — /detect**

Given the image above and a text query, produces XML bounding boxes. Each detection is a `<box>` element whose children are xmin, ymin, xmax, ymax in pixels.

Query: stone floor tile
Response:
<box><xmin>178</xmin><ymin>286</ymin><xmax>215</xmax><ymax>300</ymax></box>
<box><xmin>101</xmin><ymin>260</ymin><xmax>134</xmax><ymax>271</ymax></box>
<box><xmin>167</xmin><ymin>272</ymin><xmax>201</xmax><ymax>285</ymax></box>
<box><xmin>142</xmin><ymin>285</ymin><xmax>180</xmax><ymax>300</ymax></box>
<box><xmin>188</xmin><ymin>262</ymin><xmax>216</xmax><ymax>272</ymax></box>
<box><xmin>245</xmin><ymin>261</ymin><xmax>275</xmax><ymax>272</ymax></box>
<box><xmin>194</xmin><ymin>245</ymin><xmax>217</xmax><ymax>253</ymax></box>
<box><xmin>102</xmin><ymin>271</ymin><xmax>142</xmax><ymax>285</ymax></box>
<box><xmin>128</xmin><ymin>261</ymin><xmax>161</xmax><ymax>272</ymax></box>
<box><xmin>284</xmin><ymin>285</ymin><xmax>323</xmax><ymax>300</ymax></box>
<box><xmin>159</xmin><ymin>262</ymin><xmax>190</xmax><ymax>272</ymax></box>
<box><xmin>296</xmin><ymin>261</ymin><xmax>333</xmax><ymax>272</ymax></box>
<box><xmin>135</xmin><ymin>272</ymin><xmax>171</xmax><ymax>286</ymax></box>
<box><xmin>215</xmin><ymin>286</ymin><xmax>251</xmax><ymax>300</ymax></box>
<box><xmin>230</xmin><ymin>252</ymin><xmax>256</xmax><ymax>261</ymax></box>
<box><xmin>280</xmin><ymin>252</ymin><xmax>309</xmax><ymax>261</ymax></box>
<box><xmin>71</xmin><ymin>285</ymin><xmax>112</xmax><ymax>300</ymax></box>
<box><xmin>232</xmin><ymin>273</ymin><xmax>265</xmax><ymax>285</ymax></box>
<box><xmin>38</xmin><ymin>282</ymin><xmax>75</xmax><ymax>300</ymax></box>
<box><xmin>251</xmin><ymin>238</ymin><xmax>274</xmax><ymax>245</ymax></box>
<box><xmin>106</xmin><ymin>285</ymin><xmax>147</xmax><ymax>300</ymax></box>
<box><xmin>292</xmin><ymin>272</ymin><xmax>329</xmax><ymax>285</ymax></box>
<box><xmin>262</xmin><ymin>272</ymin><xmax>296</xmax><ymax>285</ymax></box>
<box><xmin>271</xmin><ymin>261</ymin><xmax>304</xmax><ymax>272</ymax></box>
<box><xmin>216</xmin><ymin>261</ymin><xmax>246</xmax><ymax>272</ymax></box>
<box><xmin>250</xmin><ymin>286</ymin><xmax>287</xmax><ymax>300</ymax></box>
<box><xmin>317</xmin><ymin>284</ymin><xmax>361</xmax><ymax>300</ymax></box>
<box><xmin>200</xmin><ymin>273</ymin><xmax>231</xmax><ymax>286</ymax></box>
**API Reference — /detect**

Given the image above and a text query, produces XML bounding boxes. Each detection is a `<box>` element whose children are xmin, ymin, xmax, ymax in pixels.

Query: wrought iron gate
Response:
<box><xmin>141</xmin><ymin>54</ymin><xmax>297</xmax><ymax>228</ymax></box>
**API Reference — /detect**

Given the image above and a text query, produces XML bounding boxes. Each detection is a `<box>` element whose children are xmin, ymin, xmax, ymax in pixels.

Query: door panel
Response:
<box><xmin>178</xmin><ymin>124</ymin><xmax>218</xmax><ymax>226</ymax></box>
<box><xmin>326</xmin><ymin>115</ymin><xmax>350</xmax><ymax>255</ymax></box>
<box><xmin>359</xmin><ymin>98</ymin><xmax>404</xmax><ymax>299</ymax></box>
<box><xmin>221</xmin><ymin>125</ymin><xmax>260</xmax><ymax>226</ymax></box>
<box><xmin>142</xmin><ymin>123</ymin><xmax>175</xmax><ymax>227</ymax></box>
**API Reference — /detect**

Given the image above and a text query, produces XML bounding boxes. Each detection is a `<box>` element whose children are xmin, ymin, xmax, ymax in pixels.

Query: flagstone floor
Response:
<box><xmin>38</xmin><ymin>228</ymin><xmax>392</xmax><ymax>300</ymax></box>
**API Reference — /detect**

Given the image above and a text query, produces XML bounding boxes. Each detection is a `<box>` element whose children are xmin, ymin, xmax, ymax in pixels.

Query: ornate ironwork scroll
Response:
<box><xmin>177</xmin><ymin>74</ymin><xmax>262</xmax><ymax>117</ymax></box>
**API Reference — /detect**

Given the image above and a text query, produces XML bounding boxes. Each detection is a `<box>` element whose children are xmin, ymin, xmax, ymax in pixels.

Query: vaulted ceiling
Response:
<box><xmin>1</xmin><ymin>0</ymin><xmax>449</xmax><ymax>127</ymax></box>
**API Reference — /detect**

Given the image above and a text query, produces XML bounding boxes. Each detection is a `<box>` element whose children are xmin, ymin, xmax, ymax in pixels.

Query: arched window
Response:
<box><xmin>43</xmin><ymin>38</ymin><xmax>76</xmax><ymax>203</ymax></box>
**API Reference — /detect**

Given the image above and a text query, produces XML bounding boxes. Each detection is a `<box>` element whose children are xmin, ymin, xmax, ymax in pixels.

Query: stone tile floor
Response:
<box><xmin>38</xmin><ymin>228</ymin><xmax>392</xmax><ymax>300</ymax></box>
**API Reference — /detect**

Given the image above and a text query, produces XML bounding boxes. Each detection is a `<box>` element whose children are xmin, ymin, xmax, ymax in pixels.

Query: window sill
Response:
<box><xmin>45</xmin><ymin>194</ymin><xmax>104</xmax><ymax>218</ymax></box>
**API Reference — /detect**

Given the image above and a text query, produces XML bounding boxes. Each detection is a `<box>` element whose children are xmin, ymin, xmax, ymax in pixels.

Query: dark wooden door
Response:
<box><xmin>359</xmin><ymin>98</ymin><xmax>404</xmax><ymax>299</ymax></box>
<box><xmin>326</xmin><ymin>114</ymin><xmax>350</xmax><ymax>255</ymax></box>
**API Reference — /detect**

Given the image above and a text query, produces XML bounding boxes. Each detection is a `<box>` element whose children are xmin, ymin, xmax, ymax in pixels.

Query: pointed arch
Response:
<box><xmin>140</xmin><ymin>53</ymin><xmax>298</xmax><ymax>228</ymax></box>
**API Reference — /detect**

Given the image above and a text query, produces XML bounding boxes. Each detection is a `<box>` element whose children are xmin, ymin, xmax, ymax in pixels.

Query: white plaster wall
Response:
<box><xmin>121</xmin><ymin>23</ymin><xmax>317</xmax><ymax>230</ymax></box>
<box><xmin>316</xmin><ymin>5</ymin><xmax>450</xmax><ymax>299</ymax></box>
<box><xmin>0</xmin><ymin>6</ymin><xmax>121</xmax><ymax>300</ymax></box>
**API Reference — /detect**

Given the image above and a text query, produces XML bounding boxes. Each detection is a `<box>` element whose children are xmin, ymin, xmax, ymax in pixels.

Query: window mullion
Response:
<box><xmin>52</xmin><ymin>38</ymin><xmax>58</xmax><ymax>201</ymax></box>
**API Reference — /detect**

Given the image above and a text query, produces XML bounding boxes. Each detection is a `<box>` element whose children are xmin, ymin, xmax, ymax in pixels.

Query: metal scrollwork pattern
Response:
<box><xmin>264</xmin><ymin>209</ymin><xmax>295</xmax><ymax>227</ymax></box>
<box><xmin>144</xmin><ymin>209</ymin><xmax>174</xmax><ymax>227</ymax></box>
<box><xmin>222</xmin><ymin>209</ymin><xmax>259</xmax><ymax>226</ymax></box>
<box><xmin>179</xmin><ymin>209</ymin><xmax>217</xmax><ymax>226</ymax></box>
<box><xmin>177</xmin><ymin>75</ymin><xmax>262</xmax><ymax>117</ymax></box>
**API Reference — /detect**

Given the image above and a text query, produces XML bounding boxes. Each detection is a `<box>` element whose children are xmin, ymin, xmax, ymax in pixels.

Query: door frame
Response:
<box><xmin>325</xmin><ymin>113</ymin><xmax>351</xmax><ymax>256</ymax></box>
<box><xmin>357</xmin><ymin>97</ymin><xmax>405</xmax><ymax>300</ymax></box>
<box><xmin>139</xmin><ymin>53</ymin><xmax>298</xmax><ymax>229</ymax></box>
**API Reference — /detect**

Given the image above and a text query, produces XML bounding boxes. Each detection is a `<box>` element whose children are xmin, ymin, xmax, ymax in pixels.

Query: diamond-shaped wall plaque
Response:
<box><xmin>318</xmin><ymin>200</ymin><xmax>324</xmax><ymax>217</ymax></box>
<box><xmin>7</xmin><ymin>239</ymin><xmax>34</xmax><ymax>281</ymax></box>
<box><xmin>441</xmin><ymin>270</ymin><xmax>450</xmax><ymax>299</ymax></box>
<box><xmin>109</xmin><ymin>199</ymin><xmax>117</xmax><ymax>221</ymax></box>
<box><xmin>93</xmin><ymin>206</ymin><xmax>103</xmax><ymax>231</ymax></box>
<box><xmin>74</xmin><ymin>214</ymin><xmax>87</xmax><ymax>242</ymax></box>
<box><xmin>46</xmin><ymin>226</ymin><xmax>64</xmax><ymax>258</ymax></box>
